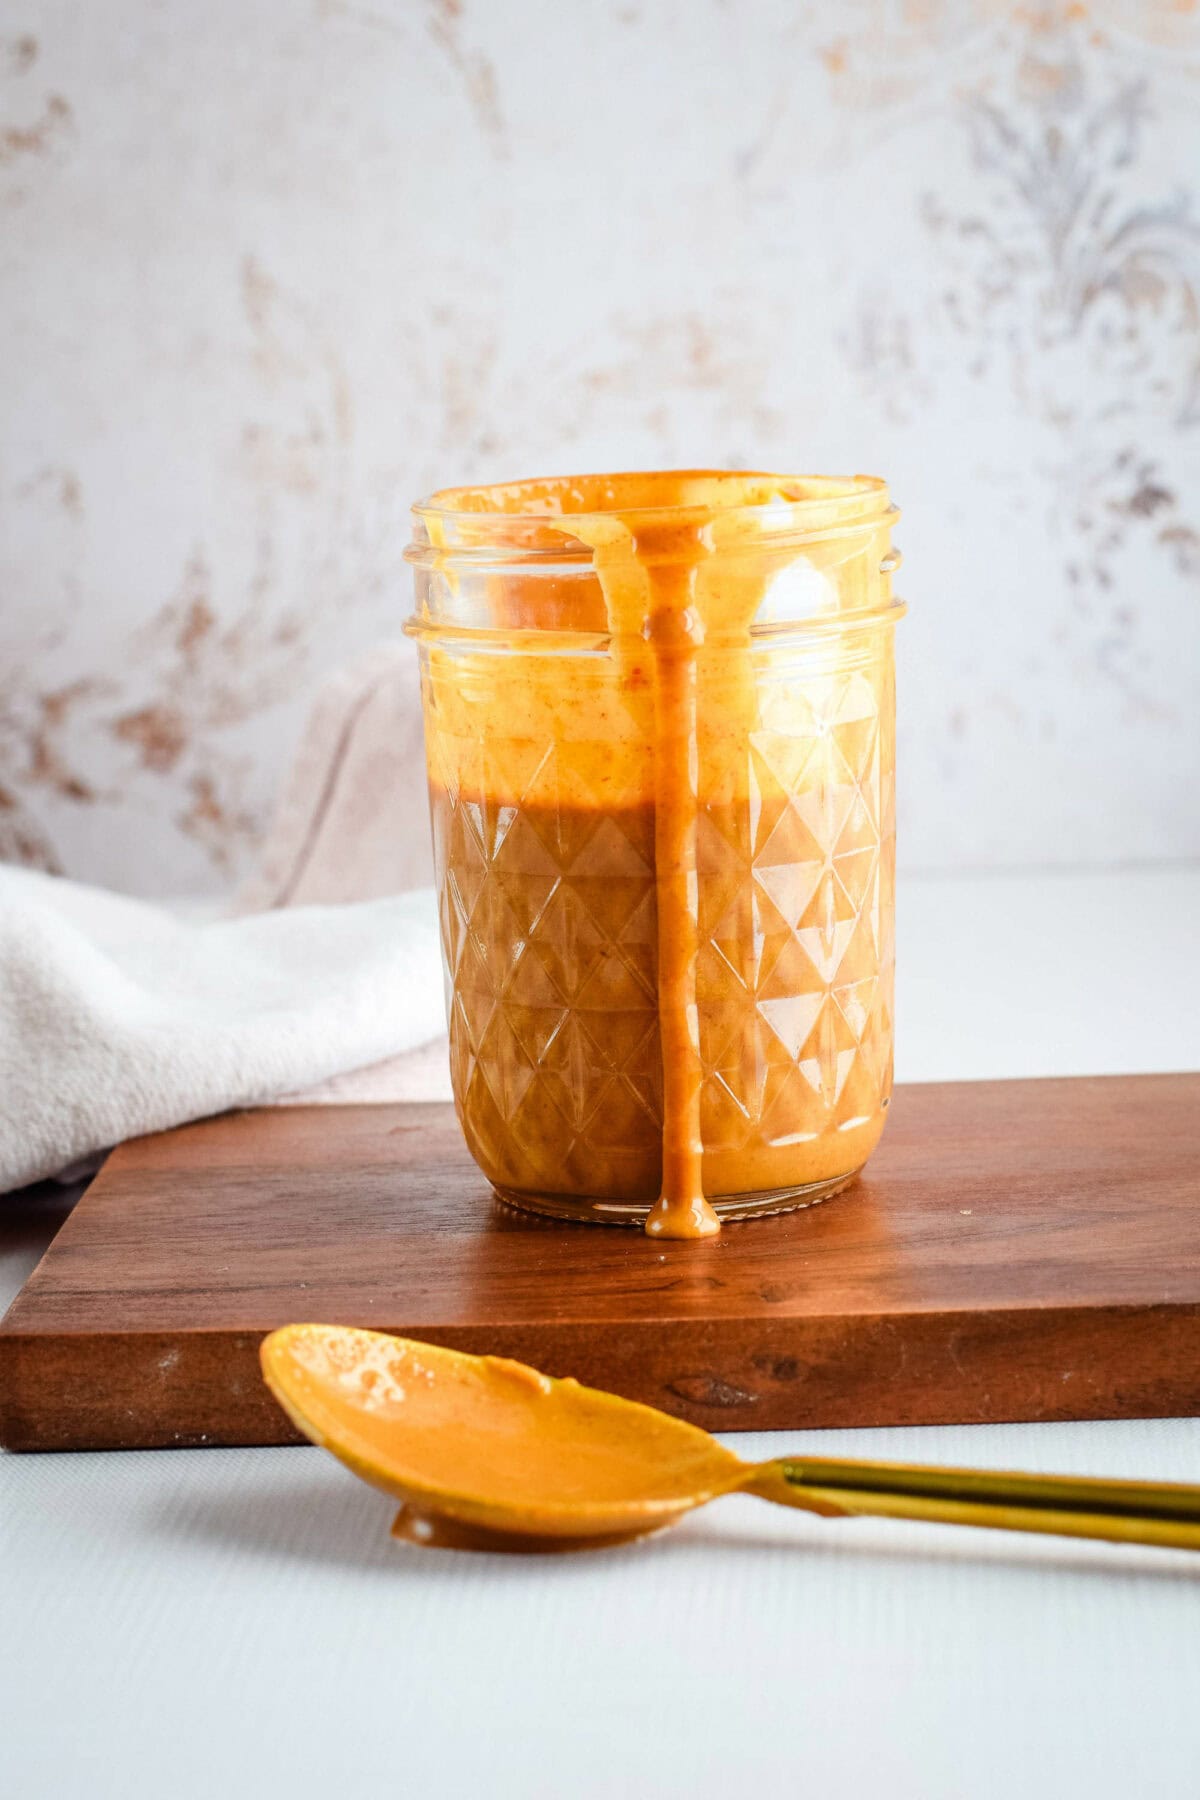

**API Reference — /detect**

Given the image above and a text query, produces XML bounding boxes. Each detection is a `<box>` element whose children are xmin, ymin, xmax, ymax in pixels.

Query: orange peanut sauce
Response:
<box><xmin>261</xmin><ymin>1325</ymin><xmax>745</xmax><ymax>1546</ymax></box>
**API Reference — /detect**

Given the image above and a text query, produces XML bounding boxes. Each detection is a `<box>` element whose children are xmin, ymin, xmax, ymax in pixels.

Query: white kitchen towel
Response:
<box><xmin>0</xmin><ymin>865</ymin><xmax>445</xmax><ymax>1194</ymax></box>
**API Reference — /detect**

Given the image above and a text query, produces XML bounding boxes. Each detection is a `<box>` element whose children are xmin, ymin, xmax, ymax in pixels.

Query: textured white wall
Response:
<box><xmin>2</xmin><ymin>0</ymin><xmax>1198</xmax><ymax>896</ymax></box>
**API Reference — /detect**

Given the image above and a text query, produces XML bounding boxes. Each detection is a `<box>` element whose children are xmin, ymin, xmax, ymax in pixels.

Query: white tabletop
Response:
<box><xmin>4</xmin><ymin>867</ymin><xmax>1200</xmax><ymax>1800</ymax></box>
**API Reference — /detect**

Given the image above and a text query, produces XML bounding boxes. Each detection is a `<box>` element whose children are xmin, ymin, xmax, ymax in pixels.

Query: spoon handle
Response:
<box><xmin>744</xmin><ymin>1455</ymin><xmax>1200</xmax><ymax>1552</ymax></box>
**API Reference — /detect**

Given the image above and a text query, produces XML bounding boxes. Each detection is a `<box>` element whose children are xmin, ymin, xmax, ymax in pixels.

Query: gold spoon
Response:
<box><xmin>260</xmin><ymin>1324</ymin><xmax>1200</xmax><ymax>1555</ymax></box>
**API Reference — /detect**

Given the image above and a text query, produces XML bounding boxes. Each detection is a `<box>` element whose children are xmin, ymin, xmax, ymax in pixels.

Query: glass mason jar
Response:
<box><xmin>405</xmin><ymin>472</ymin><xmax>903</xmax><ymax>1235</ymax></box>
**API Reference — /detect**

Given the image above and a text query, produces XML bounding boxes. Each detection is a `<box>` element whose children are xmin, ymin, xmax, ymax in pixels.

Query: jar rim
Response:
<box><xmin>409</xmin><ymin>469</ymin><xmax>892</xmax><ymax>551</ymax></box>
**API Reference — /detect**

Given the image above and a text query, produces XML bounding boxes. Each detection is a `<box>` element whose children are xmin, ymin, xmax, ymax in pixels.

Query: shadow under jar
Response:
<box><xmin>405</xmin><ymin>472</ymin><xmax>904</xmax><ymax>1239</ymax></box>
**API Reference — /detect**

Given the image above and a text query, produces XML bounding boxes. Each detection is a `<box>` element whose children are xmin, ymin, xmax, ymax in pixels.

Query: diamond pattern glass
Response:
<box><xmin>423</xmin><ymin>637</ymin><xmax>896</xmax><ymax>1216</ymax></box>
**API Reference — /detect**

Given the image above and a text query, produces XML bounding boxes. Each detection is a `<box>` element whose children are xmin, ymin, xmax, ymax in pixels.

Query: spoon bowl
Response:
<box><xmin>262</xmin><ymin>1324</ymin><xmax>745</xmax><ymax>1546</ymax></box>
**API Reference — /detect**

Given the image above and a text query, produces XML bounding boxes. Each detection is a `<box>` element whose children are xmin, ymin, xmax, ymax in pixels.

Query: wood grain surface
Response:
<box><xmin>2</xmin><ymin>1075</ymin><xmax>1198</xmax><ymax>1450</ymax></box>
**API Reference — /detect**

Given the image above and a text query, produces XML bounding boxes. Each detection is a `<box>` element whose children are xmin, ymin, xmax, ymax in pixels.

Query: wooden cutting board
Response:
<box><xmin>2</xmin><ymin>1074</ymin><xmax>1199</xmax><ymax>1451</ymax></box>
